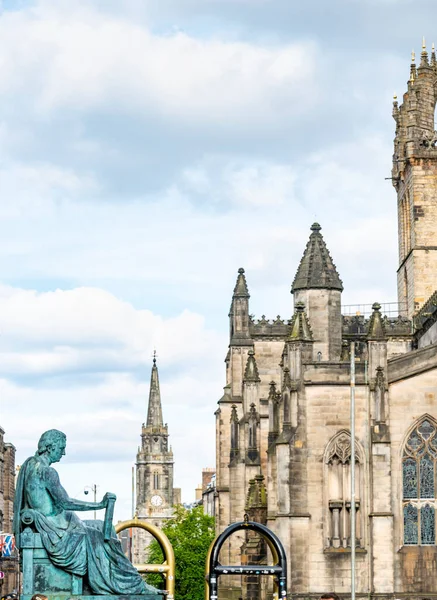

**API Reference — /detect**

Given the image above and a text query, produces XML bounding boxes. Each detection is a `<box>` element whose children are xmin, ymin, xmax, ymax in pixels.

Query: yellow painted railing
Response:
<box><xmin>115</xmin><ymin>517</ymin><xmax>175</xmax><ymax>599</ymax></box>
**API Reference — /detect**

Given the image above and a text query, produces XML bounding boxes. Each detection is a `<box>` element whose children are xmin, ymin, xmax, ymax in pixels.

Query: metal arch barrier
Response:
<box><xmin>115</xmin><ymin>517</ymin><xmax>175</xmax><ymax>599</ymax></box>
<box><xmin>205</xmin><ymin>518</ymin><xmax>288</xmax><ymax>600</ymax></box>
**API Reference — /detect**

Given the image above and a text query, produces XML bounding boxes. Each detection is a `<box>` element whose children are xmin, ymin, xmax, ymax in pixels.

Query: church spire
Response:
<box><xmin>146</xmin><ymin>353</ymin><xmax>163</xmax><ymax>428</ymax></box>
<box><xmin>291</xmin><ymin>223</ymin><xmax>343</xmax><ymax>293</ymax></box>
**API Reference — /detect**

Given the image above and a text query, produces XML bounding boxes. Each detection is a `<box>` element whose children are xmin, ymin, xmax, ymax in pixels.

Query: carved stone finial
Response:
<box><xmin>340</xmin><ymin>340</ymin><xmax>350</xmax><ymax>362</ymax></box>
<box><xmin>421</xmin><ymin>37</ymin><xmax>429</xmax><ymax>66</ymax></box>
<box><xmin>367</xmin><ymin>302</ymin><xmax>386</xmax><ymax>340</ymax></box>
<box><xmin>410</xmin><ymin>50</ymin><xmax>417</xmax><ymax>82</ymax></box>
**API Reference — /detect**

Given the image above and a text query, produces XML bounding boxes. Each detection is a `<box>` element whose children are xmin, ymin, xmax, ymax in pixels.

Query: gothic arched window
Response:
<box><xmin>403</xmin><ymin>418</ymin><xmax>437</xmax><ymax>545</ymax></box>
<box><xmin>324</xmin><ymin>431</ymin><xmax>364</xmax><ymax>549</ymax></box>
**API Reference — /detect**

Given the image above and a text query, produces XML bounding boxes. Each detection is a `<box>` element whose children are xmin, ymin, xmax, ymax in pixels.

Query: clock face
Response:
<box><xmin>151</xmin><ymin>494</ymin><xmax>163</xmax><ymax>507</ymax></box>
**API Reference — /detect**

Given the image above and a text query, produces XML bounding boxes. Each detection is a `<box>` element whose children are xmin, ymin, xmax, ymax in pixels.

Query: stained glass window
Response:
<box><xmin>421</xmin><ymin>505</ymin><xmax>435</xmax><ymax>545</ymax></box>
<box><xmin>419</xmin><ymin>420</ymin><xmax>434</xmax><ymax>440</ymax></box>
<box><xmin>404</xmin><ymin>504</ymin><xmax>418</xmax><ymax>545</ymax></box>
<box><xmin>420</xmin><ymin>455</ymin><xmax>434</xmax><ymax>498</ymax></box>
<box><xmin>403</xmin><ymin>419</ymin><xmax>437</xmax><ymax>545</ymax></box>
<box><xmin>403</xmin><ymin>458</ymin><xmax>418</xmax><ymax>499</ymax></box>
<box><xmin>406</xmin><ymin>431</ymin><xmax>422</xmax><ymax>452</ymax></box>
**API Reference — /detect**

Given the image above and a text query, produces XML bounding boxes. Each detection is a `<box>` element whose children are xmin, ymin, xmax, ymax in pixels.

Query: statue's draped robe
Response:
<box><xmin>14</xmin><ymin>457</ymin><xmax>150</xmax><ymax>595</ymax></box>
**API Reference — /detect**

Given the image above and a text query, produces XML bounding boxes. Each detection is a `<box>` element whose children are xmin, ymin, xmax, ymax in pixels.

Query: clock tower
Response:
<box><xmin>133</xmin><ymin>354</ymin><xmax>177</xmax><ymax>563</ymax></box>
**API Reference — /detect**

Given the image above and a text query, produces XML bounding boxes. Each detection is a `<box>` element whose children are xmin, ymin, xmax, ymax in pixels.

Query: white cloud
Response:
<box><xmin>224</xmin><ymin>163</ymin><xmax>296</xmax><ymax>207</ymax></box>
<box><xmin>0</xmin><ymin>285</ymin><xmax>225</xmax><ymax>371</ymax></box>
<box><xmin>0</xmin><ymin>162</ymin><xmax>98</xmax><ymax>218</ymax></box>
<box><xmin>181</xmin><ymin>161</ymin><xmax>296</xmax><ymax>206</ymax></box>
<box><xmin>0</xmin><ymin>2</ymin><xmax>318</xmax><ymax>125</ymax></box>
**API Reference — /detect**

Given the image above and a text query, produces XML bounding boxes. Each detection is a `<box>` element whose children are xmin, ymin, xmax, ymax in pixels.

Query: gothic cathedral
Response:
<box><xmin>215</xmin><ymin>45</ymin><xmax>437</xmax><ymax>599</ymax></box>
<box><xmin>133</xmin><ymin>356</ymin><xmax>179</xmax><ymax>563</ymax></box>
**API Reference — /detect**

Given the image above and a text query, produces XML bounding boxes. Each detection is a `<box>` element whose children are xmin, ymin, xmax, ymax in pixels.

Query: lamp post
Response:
<box><xmin>84</xmin><ymin>484</ymin><xmax>98</xmax><ymax>520</ymax></box>
<box><xmin>350</xmin><ymin>342</ymin><xmax>356</xmax><ymax>600</ymax></box>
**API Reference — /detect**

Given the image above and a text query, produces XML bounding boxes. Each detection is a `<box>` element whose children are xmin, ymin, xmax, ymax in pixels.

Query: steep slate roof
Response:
<box><xmin>146</xmin><ymin>356</ymin><xmax>164</xmax><ymax>427</ymax></box>
<box><xmin>233</xmin><ymin>267</ymin><xmax>250</xmax><ymax>298</ymax></box>
<box><xmin>292</xmin><ymin>223</ymin><xmax>343</xmax><ymax>292</ymax></box>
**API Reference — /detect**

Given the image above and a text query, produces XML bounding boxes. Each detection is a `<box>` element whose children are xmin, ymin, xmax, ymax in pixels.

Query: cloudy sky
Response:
<box><xmin>1</xmin><ymin>0</ymin><xmax>435</xmax><ymax>522</ymax></box>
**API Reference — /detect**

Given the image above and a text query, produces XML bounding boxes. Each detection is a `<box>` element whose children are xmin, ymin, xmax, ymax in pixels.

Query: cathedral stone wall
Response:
<box><xmin>390</xmin><ymin>368</ymin><xmax>437</xmax><ymax>593</ymax></box>
<box><xmin>215</xmin><ymin>47</ymin><xmax>437</xmax><ymax>600</ymax></box>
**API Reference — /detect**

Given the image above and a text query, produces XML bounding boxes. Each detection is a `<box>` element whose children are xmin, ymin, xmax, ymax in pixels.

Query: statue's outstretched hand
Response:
<box><xmin>102</xmin><ymin>492</ymin><xmax>117</xmax><ymax>507</ymax></box>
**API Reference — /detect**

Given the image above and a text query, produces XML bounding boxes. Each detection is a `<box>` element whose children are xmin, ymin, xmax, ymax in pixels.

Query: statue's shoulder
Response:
<box><xmin>26</xmin><ymin>457</ymin><xmax>59</xmax><ymax>484</ymax></box>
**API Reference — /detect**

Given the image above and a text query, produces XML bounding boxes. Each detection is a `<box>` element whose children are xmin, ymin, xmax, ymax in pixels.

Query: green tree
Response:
<box><xmin>146</xmin><ymin>504</ymin><xmax>215</xmax><ymax>600</ymax></box>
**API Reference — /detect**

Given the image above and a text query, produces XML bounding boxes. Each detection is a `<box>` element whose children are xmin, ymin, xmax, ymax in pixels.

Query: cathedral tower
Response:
<box><xmin>134</xmin><ymin>355</ymin><xmax>176</xmax><ymax>563</ymax></box>
<box><xmin>392</xmin><ymin>41</ymin><xmax>437</xmax><ymax>317</ymax></box>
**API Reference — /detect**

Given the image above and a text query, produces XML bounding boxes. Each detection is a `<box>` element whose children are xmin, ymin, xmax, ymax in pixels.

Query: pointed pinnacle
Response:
<box><xmin>288</xmin><ymin>302</ymin><xmax>313</xmax><ymax>342</ymax></box>
<box><xmin>420</xmin><ymin>37</ymin><xmax>429</xmax><ymax>65</ymax></box>
<box><xmin>244</xmin><ymin>349</ymin><xmax>260</xmax><ymax>383</ymax></box>
<box><xmin>410</xmin><ymin>50</ymin><xmax>417</xmax><ymax>83</ymax></box>
<box><xmin>232</xmin><ymin>267</ymin><xmax>250</xmax><ymax>298</ymax></box>
<box><xmin>367</xmin><ymin>302</ymin><xmax>386</xmax><ymax>340</ymax></box>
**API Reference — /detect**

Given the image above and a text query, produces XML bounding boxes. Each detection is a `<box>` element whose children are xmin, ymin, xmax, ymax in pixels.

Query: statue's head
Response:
<box><xmin>37</xmin><ymin>429</ymin><xmax>67</xmax><ymax>464</ymax></box>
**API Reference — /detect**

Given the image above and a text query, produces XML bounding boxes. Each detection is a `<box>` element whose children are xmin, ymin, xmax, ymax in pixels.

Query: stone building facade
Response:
<box><xmin>133</xmin><ymin>357</ymin><xmax>180</xmax><ymax>564</ymax></box>
<box><xmin>215</xmin><ymin>46</ymin><xmax>437</xmax><ymax>600</ymax></box>
<box><xmin>0</xmin><ymin>426</ymin><xmax>18</xmax><ymax>594</ymax></box>
<box><xmin>201</xmin><ymin>468</ymin><xmax>217</xmax><ymax>517</ymax></box>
